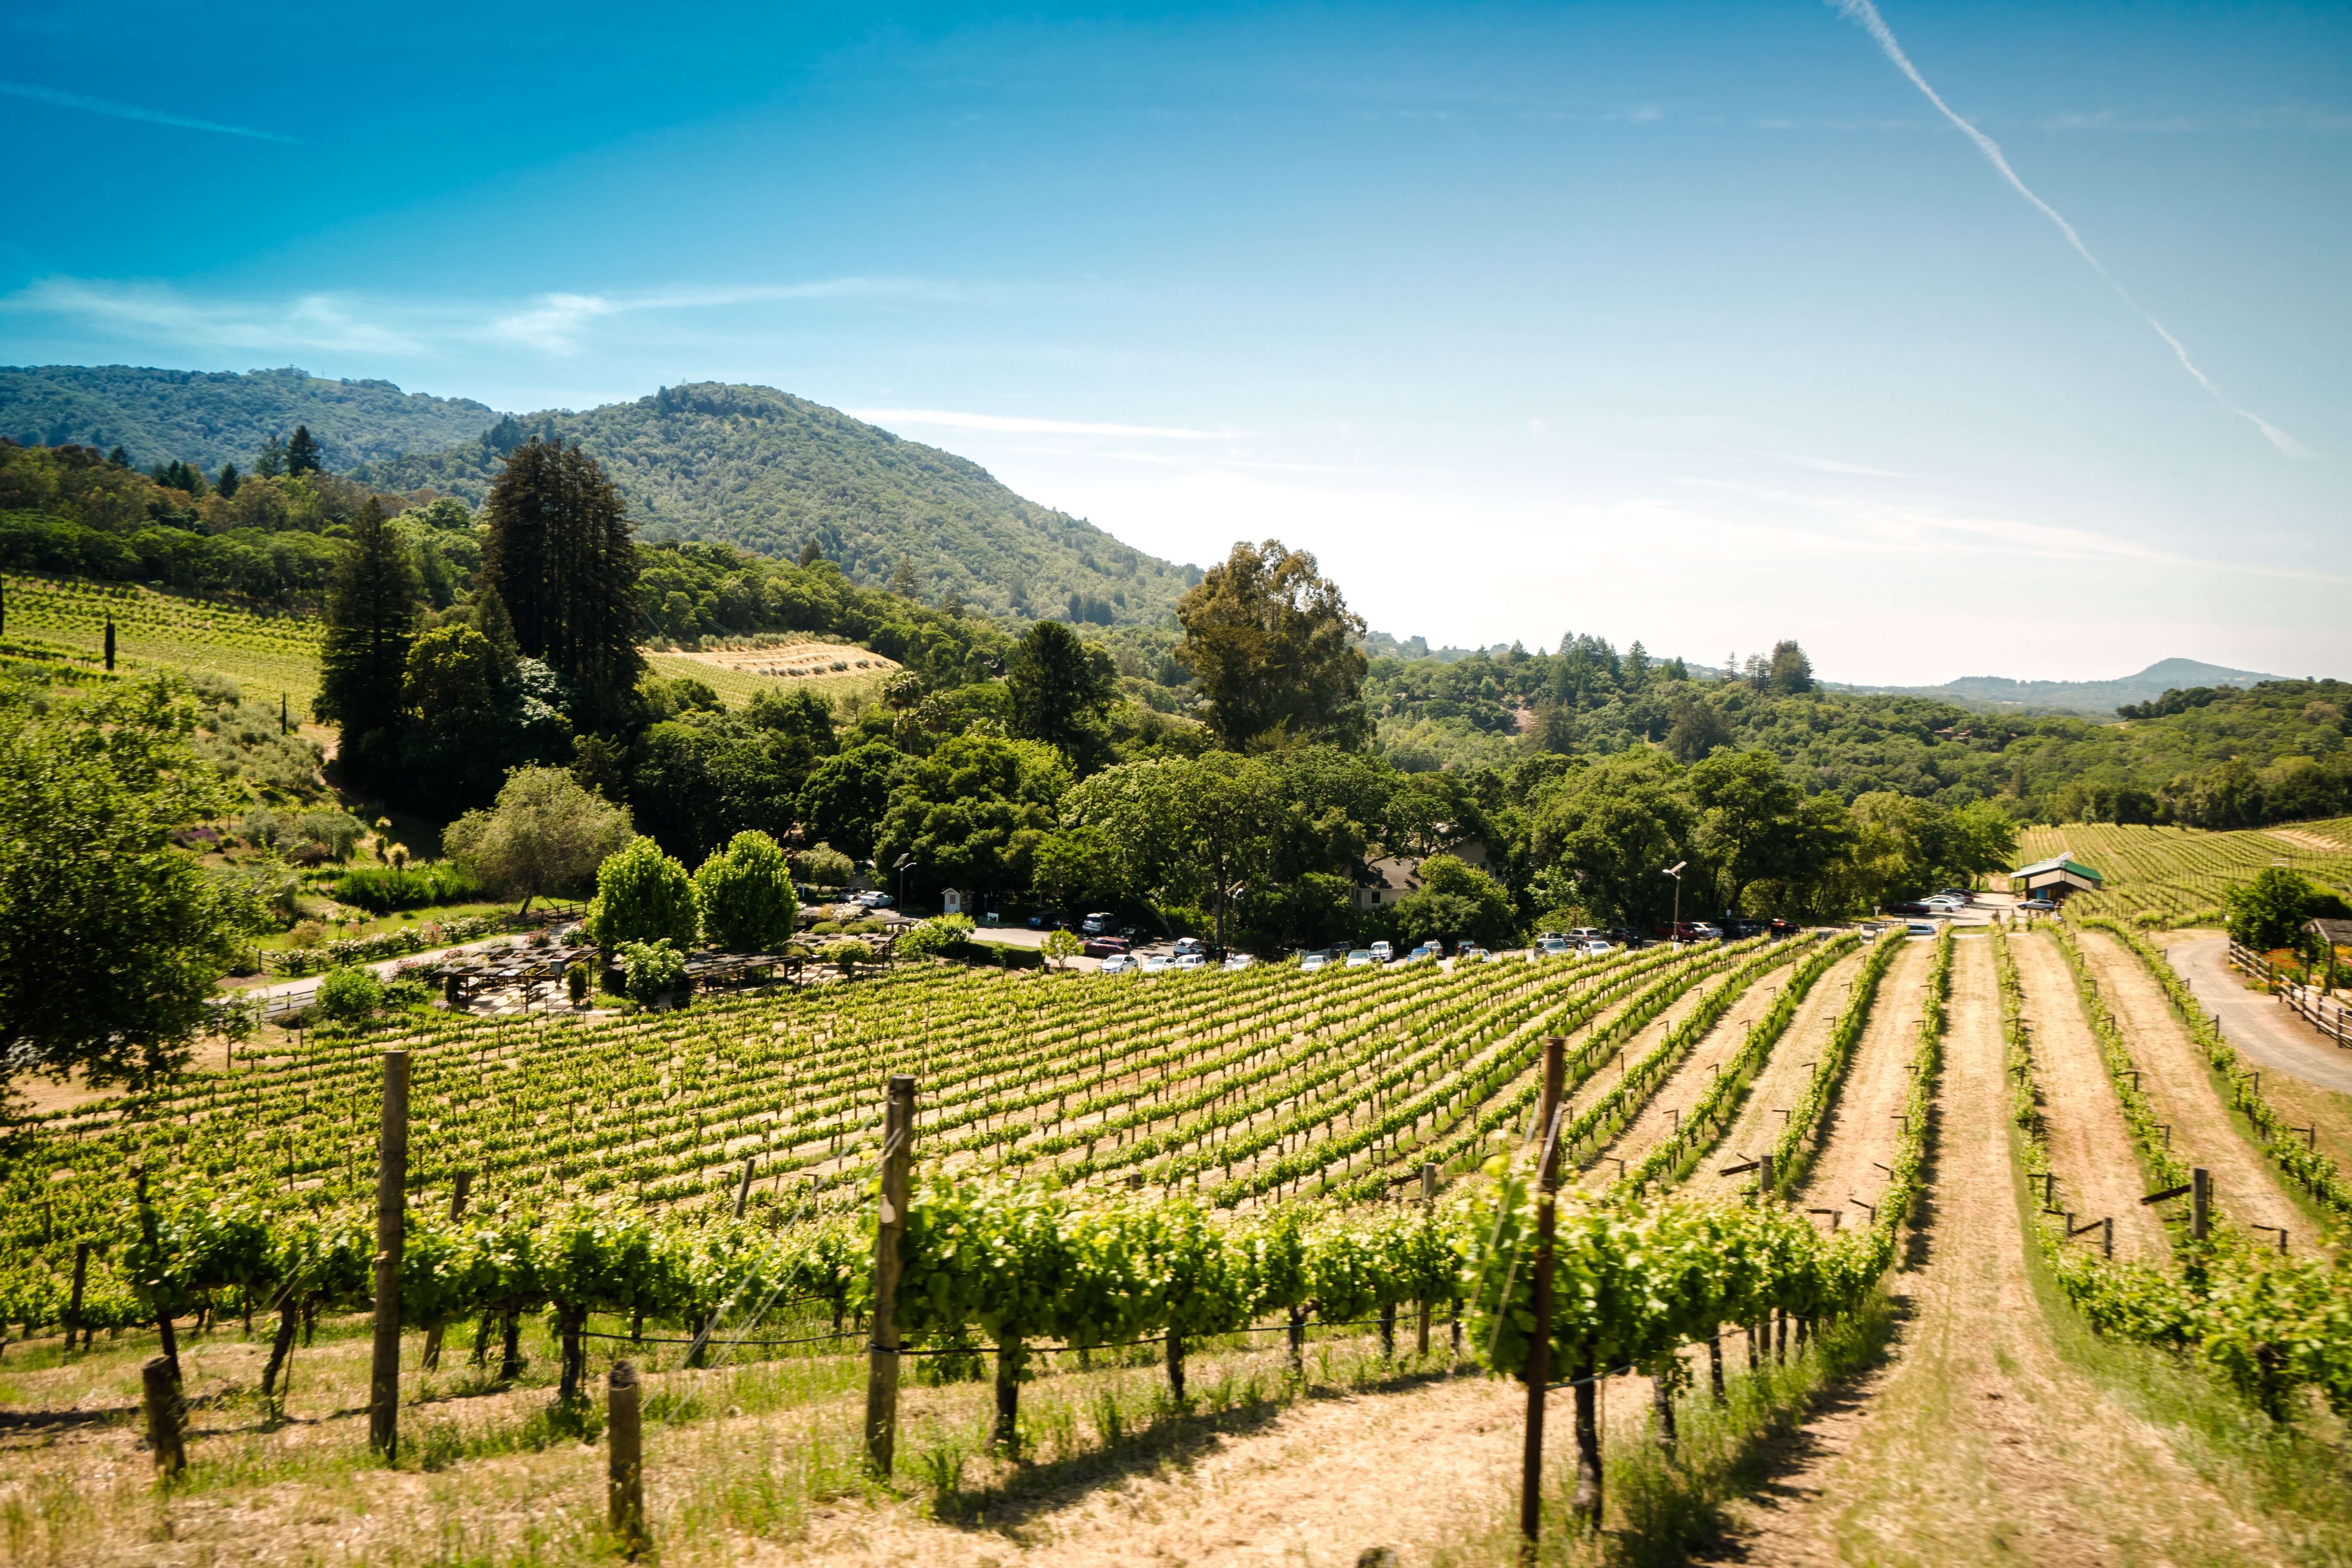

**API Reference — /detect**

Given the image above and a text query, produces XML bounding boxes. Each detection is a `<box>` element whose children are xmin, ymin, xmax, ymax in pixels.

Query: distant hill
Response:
<box><xmin>1829</xmin><ymin>658</ymin><xmax>2282</xmax><ymax>717</ymax></box>
<box><xmin>0</xmin><ymin>364</ymin><xmax>500</xmax><ymax>474</ymax></box>
<box><xmin>355</xmin><ymin>382</ymin><xmax>1194</xmax><ymax>625</ymax></box>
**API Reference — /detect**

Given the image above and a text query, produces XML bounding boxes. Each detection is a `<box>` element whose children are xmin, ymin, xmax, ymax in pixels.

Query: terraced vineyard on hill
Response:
<box><xmin>2017</xmin><ymin>817</ymin><xmax>2352</xmax><ymax>928</ymax></box>
<box><xmin>0</xmin><ymin>572</ymin><xmax>325</xmax><ymax>711</ymax></box>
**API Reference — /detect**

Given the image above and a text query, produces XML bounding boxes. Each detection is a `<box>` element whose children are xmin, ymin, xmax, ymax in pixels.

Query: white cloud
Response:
<box><xmin>1766</xmin><ymin>452</ymin><xmax>1915</xmax><ymax>478</ymax></box>
<box><xmin>3</xmin><ymin>275</ymin><xmax>972</xmax><ymax>359</ymax></box>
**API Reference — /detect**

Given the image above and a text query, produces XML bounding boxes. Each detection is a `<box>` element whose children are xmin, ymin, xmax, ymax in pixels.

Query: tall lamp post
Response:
<box><xmin>1662</xmin><ymin>861</ymin><xmax>1687</xmax><ymax>950</ymax></box>
<box><xmin>894</xmin><ymin>852</ymin><xmax>914</xmax><ymax>911</ymax></box>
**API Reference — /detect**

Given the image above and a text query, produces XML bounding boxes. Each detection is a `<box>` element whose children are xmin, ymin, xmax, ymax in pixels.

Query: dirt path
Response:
<box><xmin>2159</xmin><ymin>934</ymin><xmax>2352</xmax><ymax>1095</ymax></box>
<box><xmin>2009</xmin><ymin>932</ymin><xmax>2172</xmax><ymax>1264</ymax></box>
<box><xmin>1705</xmin><ymin>936</ymin><xmax>2282</xmax><ymax>1567</ymax></box>
<box><xmin>1577</xmin><ymin>965</ymin><xmax>1795</xmax><ymax>1188</ymax></box>
<box><xmin>790</xmin><ymin>1373</ymin><xmax>1528</xmax><ymax>1567</ymax></box>
<box><xmin>1704</xmin><ymin>947</ymin><xmax>1874</xmax><ymax>1193</ymax></box>
<box><xmin>2077</xmin><ymin>930</ymin><xmax>2308</xmax><ymax>1250</ymax></box>
<box><xmin>1782</xmin><ymin>940</ymin><xmax>1928</xmax><ymax>1217</ymax></box>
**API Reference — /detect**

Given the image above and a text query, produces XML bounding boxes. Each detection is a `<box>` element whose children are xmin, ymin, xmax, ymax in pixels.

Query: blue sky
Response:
<box><xmin>3</xmin><ymin>1</ymin><xmax>2346</xmax><ymax>684</ymax></box>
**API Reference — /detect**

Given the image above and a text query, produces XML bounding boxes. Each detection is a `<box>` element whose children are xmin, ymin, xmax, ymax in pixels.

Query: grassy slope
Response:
<box><xmin>3</xmin><ymin>572</ymin><xmax>325</xmax><ymax>713</ymax></box>
<box><xmin>2016</xmin><ymin>819</ymin><xmax>2352</xmax><ymax>927</ymax></box>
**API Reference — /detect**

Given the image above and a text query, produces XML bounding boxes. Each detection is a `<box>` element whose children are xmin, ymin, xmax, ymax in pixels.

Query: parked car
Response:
<box><xmin>1690</xmin><ymin>922</ymin><xmax>1724</xmax><ymax>940</ymax></box>
<box><xmin>1099</xmin><ymin>953</ymin><xmax>1134</xmax><ymax>975</ymax></box>
<box><xmin>1575</xmin><ymin>939</ymin><xmax>1614</xmax><ymax>955</ymax></box>
<box><xmin>1534</xmin><ymin>931</ymin><xmax>1568</xmax><ymax>946</ymax></box>
<box><xmin>1905</xmin><ymin>921</ymin><xmax>1936</xmax><ymax>937</ymax></box>
<box><xmin>1652</xmin><ymin>922</ymin><xmax>1708</xmax><ymax>942</ymax></box>
<box><xmin>1457</xmin><ymin>944</ymin><xmax>1490</xmax><ymax>962</ymax></box>
<box><xmin>1299</xmin><ymin>951</ymin><xmax>1329</xmax><ymax>972</ymax></box>
<box><xmin>1082</xmin><ymin>935</ymin><xmax>1130</xmax><ymax>959</ymax></box>
<box><xmin>1369</xmin><ymin>940</ymin><xmax>1393</xmax><ymax>962</ymax></box>
<box><xmin>1345</xmin><ymin>949</ymin><xmax>1376</xmax><ymax>968</ymax></box>
<box><xmin>1173</xmin><ymin>936</ymin><xmax>1206</xmax><ymax>957</ymax></box>
<box><xmin>1081</xmin><ymin>911</ymin><xmax>1117</xmax><ymax>935</ymax></box>
<box><xmin>2018</xmin><ymin>897</ymin><xmax>2057</xmax><ymax>912</ymax></box>
<box><xmin>1171</xmin><ymin>952</ymin><xmax>1208</xmax><ymax>971</ymax></box>
<box><xmin>1769</xmin><ymin>918</ymin><xmax>1795</xmax><ymax>936</ymax></box>
<box><xmin>1222</xmin><ymin>953</ymin><xmax>1255</xmax><ymax>972</ymax></box>
<box><xmin>1136</xmin><ymin>954</ymin><xmax>1171</xmax><ymax>974</ymax></box>
<box><xmin>1404</xmin><ymin>944</ymin><xmax>1435</xmax><ymax>962</ymax></box>
<box><xmin>1605</xmin><ymin>926</ymin><xmax>1643</xmax><ymax>946</ymax></box>
<box><xmin>1567</xmin><ymin>928</ymin><xmax>1604</xmax><ymax>943</ymax></box>
<box><xmin>1533</xmin><ymin>935</ymin><xmax>1572</xmax><ymax>959</ymax></box>
<box><xmin>1886</xmin><ymin>901</ymin><xmax>1932</xmax><ymax>917</ymax></box>
<box><xmin>1937</xmin><ymin>888</ymin><xmax>1975</xmax><ymax>903</ymax></box>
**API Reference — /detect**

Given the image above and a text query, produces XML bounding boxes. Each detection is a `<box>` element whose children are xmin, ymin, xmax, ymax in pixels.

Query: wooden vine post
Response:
<box><xmin>368</xmin><ymin>1049</ymin><xmax>410</xmax><ymax>1462</ymax></box>
<box><xmin>421</xmin><ymin>1171</ymin><xmax>471</xmax><ymax>1371</ymax></box>
<box><xmin>141</xmin><ymin>1355</ymin><xmax>186</xmax><ymax>1480</ymax></box>
<box><xmin>864</xmin><ymin>1074</ymin><xmax>916</xmax><ymax>1476</ymax></box>
<box><xmin>1519</xmin><ymin>1035</ymin><xmax>1566</xmax><ymax>1564</ymax></box>
<box><xmin>2190</xmin><ymin>1167</ymin><xmax>2210</xmax><ymax>1243</ymax></box>
<box><xmin>608</xmin><ymin>1361</ymin><xmax>647</xmax><ymax>1556</ymax></box>
<box><xmin>66</xmin><ymin>1241</ymin><xmax>90</xmax><ymax>1351</ymax></box>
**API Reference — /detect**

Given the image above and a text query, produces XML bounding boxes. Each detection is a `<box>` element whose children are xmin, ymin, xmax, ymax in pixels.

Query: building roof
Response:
<box><xmin>2012</xmin><ymin>855</ymin><xmax>2104</xmax><ymax>885</ymax></box>
<box><xmin>2310</xmin><ymin>918</ymin><xmax>2352</xmax><ymax>946</ymax></box>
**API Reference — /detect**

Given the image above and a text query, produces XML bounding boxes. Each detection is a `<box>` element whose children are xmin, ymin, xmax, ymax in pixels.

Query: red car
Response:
<box><xmin>1082</xmin><ymin>935</ymin><xmax>1131</xmax><ymax>959</ymax></box>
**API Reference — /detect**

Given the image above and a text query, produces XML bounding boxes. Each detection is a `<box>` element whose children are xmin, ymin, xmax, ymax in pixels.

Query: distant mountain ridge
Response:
<box><xmin>0</xmin><ymin>363</ymin><xmax>499</xmax><ymax>472</ymax></box>
<box><xmin>1829</xmin><ymin>658</ymin><xmax>2283</xmax><ymax>716</ymax></box>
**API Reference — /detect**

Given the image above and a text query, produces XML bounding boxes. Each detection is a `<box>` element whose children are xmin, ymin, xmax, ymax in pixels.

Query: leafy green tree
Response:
<box><xmin>1530</xmin><ymin>750</ymin><xmax>1697</xmax><ymax>929</ymax></box>
<box><xmin>1175</xmin><ymin>539</ymin><xmax>1369</xmax><ymax>750</ymax></box>
<box><xmin>1765</xmin><ymin>640</ymin><xmax>1815</xmax><ymax>696</ymax></box>
<box><xmin>873</xmin><ymin>734</ymin><xmax>1069</xmax><ymax>900</ymax></box>
<box><xmin>587</xmin><ymin>837</ymin><xmax>698</xmax><ymax>950</ymax></box>
<box><xmin>314</xmin><ymin>498</ymin><xmax>420</xmax><ymax>776</ymax></box>
<box><xmin>315</xmin><ymin>966</ymin><xmax>384</xmax><ymax>1023</ymax></box>
<box><xmin>0</xmin><ymin>678</ymin><xmax>262</xmax><ymax>1111</ymax></box>
<box><xmin>2224</xmin><ymin>868</ymin><xmax>2343</xmax><ymax>954</ymax></box>
<box><xmin>1062</xmin><ymin>753</ymin><xmax>1275</xmax><ymax>950</ymax></box>
<box><xmin>1007</xmin><ymin>619</ymin><xmax>1119</xmax><ymax>769</ymax></box>
<box><xmin>444</xmin><ymin>766</ymin><xmax>634</xmax><ymax>914</ymax></box>
<box><xmin>481</xmin><ymin>438</ymin><xmax>641</xmax><ymax>723</ymax></box>
<box><xmin>1663</xmin><ymin>696</ymin><xmax>1733</xmax><ymax>764</ymax></box>
<box><xmin>693</xmin><ymin>830</ymin><xmax>798</xmax><ymax>952</ymax></box>
<box><xmin>1688</xmin><ymin>749</ymin><xmax>1810</xmax><ymax>915</ymax></box>
<box><xmin>284</xmin><ymin>425</ymin><xmax>323</xmax><ymax>476</ymax></box>
<box><xmin>797</xmin><ymin>739</ymin><xmax>904</xmax><ymax>860</ymax></box>
<box><xmin>1389</xmin><ymin>854</ymin><xmax>1517</xmax><ymax>949</ymax></box>
<box><xmin>1030</xmin><ymin>825</ymin><xmax>1125</xmax><ymax>912</ymax></box>
<box><xmin>1042</xmin><ymin>928</ymin><xmax>1082</xmax><ymax>969</ymax></box>
<box><xmin>791</xmin><ymin>841</ymin><xmax>855</xmax><ymax>891</ymax></box>
<box><xmin>745</xmin><ymin>685</ymin><xmax>838</xmax><ymax>754</ymax></box>
<box><xmin>628</xmin><ymin>717</ymin><xmax>813</xmax><ymax>864</ymax></box>
<box><xmin>897</xmin><ymin>913</ymin><xmax>974</xmax><ymax>958</ymax></box>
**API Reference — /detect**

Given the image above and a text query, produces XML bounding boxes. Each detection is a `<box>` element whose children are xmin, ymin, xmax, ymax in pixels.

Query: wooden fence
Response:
<box><xmin>2228</xmin><ymin>941</ymin><xmax>2352</xmax><ymax>1048</ymax></box>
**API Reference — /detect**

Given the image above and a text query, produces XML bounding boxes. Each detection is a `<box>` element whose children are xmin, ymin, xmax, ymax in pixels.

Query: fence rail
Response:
<box><xmin>2228</xmin><ymin>942</ymin><xmax>2352</xmax><ymax>1048</ymax></box>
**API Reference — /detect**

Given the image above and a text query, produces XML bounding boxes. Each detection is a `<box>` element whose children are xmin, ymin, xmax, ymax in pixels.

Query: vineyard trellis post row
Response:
<box><xmin>2192</xmin><ymin>1167</ymin><xmax>2210</xmax><ymax>1243</ymax></box>
<box><xmin>368</xmin><ymin>1049</ymin><xmax>410</xmax><ymax>1462</ymax></box>
<box><xmin>864</xmin><ymin>1073</ymin><xmax>916</xmax><ymax>1476</ymax></box>
<box><xmin>608</xmin><ymin>1360</ymin><xmax>647</xmax><ymax>1557</ymax></box>
<box><xmin>1519</xmin><ymin>1035</ymin><xmax>1566</xmax><ymax>1565</ymax></box>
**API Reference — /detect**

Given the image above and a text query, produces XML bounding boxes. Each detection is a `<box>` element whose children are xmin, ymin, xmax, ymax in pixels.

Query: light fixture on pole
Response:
<box><xmin>894</xmin><ymin>852</ymin><xmax>914</xmax><ymax>910</ymax></box>
<box><xmin>1662</xmin><ymin>861</ymin><xmax>1687</xmax><ymax>950</ymax></box>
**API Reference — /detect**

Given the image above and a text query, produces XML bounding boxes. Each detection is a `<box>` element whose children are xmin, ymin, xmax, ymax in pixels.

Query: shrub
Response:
<box><xmin>315</xmin><ymin>966</ymin><xmax>384</xmax><ymax>1023</ymax></box>
<box><xmin>830</xmin><ymin>938</ymin><xmax>873</xmax><ymax>978</ymax></box>
<box><xmin>897</xmin><ymin>915</ymin><xmax>974</xmax><ymax>959</ymax></box>
<box><xmin>382</xmin><ymin>977</ymin><xmax>433</xmax><ymax>1009</ymax></box>
<box><xmin>791</xmin><ymin>842</ymin><xmax>855</xmax><ymax>891</ymax></box>
<box><xmin>567</xmin><ymin>962</ymin><xmax>591</xmax><ymax>1005</ymax></box>
<box><xmin>619</xmin><ymin>938</ymin><xmax>690</xmax><ymax>1005</ymax></box>
<box><xmin>287</xmin><ymin>919</ymin><xmax>328</xmax><ymax>947</ymax></box>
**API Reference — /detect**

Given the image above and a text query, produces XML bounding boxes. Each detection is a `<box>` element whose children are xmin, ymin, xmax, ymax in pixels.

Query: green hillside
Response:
<box><xmin>0</xmin><ymin>364</ymin><xmax>499</xmax><ymax>475</ymax></box>
<box><xmin>356</xmin><ymin>382</ymin><xmax>1193</xmax><ymax>627</ymax></box>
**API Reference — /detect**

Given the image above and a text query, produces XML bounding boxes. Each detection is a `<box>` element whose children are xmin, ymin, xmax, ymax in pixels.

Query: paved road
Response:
<box><xmin>223</xmin><ymin>928</ymin><xmax>569</xmax><ymax>1013</ymax></box>
<box><xmin>2162</xmin><ymin>934</ymin><xmax>2352</xmax><ymax>1095</ymax></box>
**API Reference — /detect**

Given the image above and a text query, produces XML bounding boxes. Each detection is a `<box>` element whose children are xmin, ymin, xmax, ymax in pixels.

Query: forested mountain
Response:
<box><xmin>0</xmin><ymin>364</ymin><xmax>499</xmax><ymax>474</ymax></box>
<box><xmin>355</xmin><ymin>383</ymin><xmax>1191</xmax><ymax>627</ymax></box>
<box><xmin>1829</xmin><ymin>657</ymin><xmax>2278</xmax><ymax>717</ymax></box>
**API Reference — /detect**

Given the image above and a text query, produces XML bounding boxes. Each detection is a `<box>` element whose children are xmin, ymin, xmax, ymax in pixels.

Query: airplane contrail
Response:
<box><xmin>1830</xmin><ymin>0</ymin><xmax>2311</xmax><ymax>459</ymax></box>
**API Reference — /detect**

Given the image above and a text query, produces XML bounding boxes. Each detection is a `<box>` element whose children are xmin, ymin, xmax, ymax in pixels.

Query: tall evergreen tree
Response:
<box><xmin>315</xmin><ymin>499</ymin><xmax>421</xmax><ymax>775</ymax></box>
<box><xmin>215</xmin><ymin>461</ymin><xmax>241</xmax><ymax>499</ymax></box>
<box><xmin>480</xmin><ymin>438</ymin><xmax>640</xmax><ymax>722</ymax></box>
<box><xmin>255</xmin><ymin>436</ymin><xmax>287</xmax><ymax>478</ymax></box>
<box><xmin>285</xmin><ymin>424</ymin><xmax>322</xmax><ymax>476</ymax></box>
